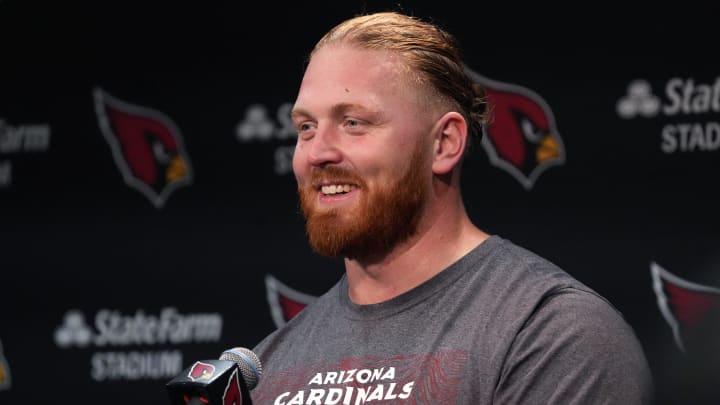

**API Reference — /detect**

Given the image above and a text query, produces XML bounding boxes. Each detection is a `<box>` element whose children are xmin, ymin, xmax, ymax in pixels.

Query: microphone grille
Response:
<box><xmin>219</xmin><ymin>347</ymin><xmax>263</xmax><ymax>390</ymax></box>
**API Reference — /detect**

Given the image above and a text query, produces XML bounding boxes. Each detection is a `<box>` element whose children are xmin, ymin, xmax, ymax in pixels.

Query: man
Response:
<box><xmin>252</xmin><ymin>11</ymin><xmax>653</xmax><ymax>404</ymax></box>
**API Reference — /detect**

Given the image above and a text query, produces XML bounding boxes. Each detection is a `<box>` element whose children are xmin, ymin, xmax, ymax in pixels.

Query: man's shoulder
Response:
<box><xmin>460</xmin><ymin>236</ymin><xmax>619</xmax><ymax>334</ymax></box>
<box><xmin>474</xmin><ymin>236</ymin><xmax>594</xmax><ymax>294</ymax></box>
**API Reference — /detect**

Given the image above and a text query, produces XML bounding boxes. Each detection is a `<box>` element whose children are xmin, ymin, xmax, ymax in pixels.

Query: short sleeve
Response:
<box><xmin>493</xmin><ymin>288</ymin><xmax>654</xmax><ymax>404</ymax></box>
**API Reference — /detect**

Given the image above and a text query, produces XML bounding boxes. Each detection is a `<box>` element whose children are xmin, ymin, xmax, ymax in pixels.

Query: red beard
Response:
<box><xmin>298</xmin><ymin>145</ymin><xmax>428</xmax><ymax>260</ymax></box>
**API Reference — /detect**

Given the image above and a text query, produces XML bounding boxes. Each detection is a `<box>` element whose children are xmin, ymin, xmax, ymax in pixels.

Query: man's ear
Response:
<box><xmin>431</xmin><ymin>111</ymin><xmax>468</xmax><ymax>175</ymax></box>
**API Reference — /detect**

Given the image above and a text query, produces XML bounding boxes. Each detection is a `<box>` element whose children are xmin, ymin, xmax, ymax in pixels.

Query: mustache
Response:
<box><xmin>307</xmin><ymin>166</ymin><xmax>363</xmax><ymax>189</ymax></box>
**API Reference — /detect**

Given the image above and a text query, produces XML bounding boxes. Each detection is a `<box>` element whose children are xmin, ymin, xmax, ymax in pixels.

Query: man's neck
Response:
<box><xmin>343</xmin><ymin>202</ymin><xmax>489</xmax><ymax>305</ymax></box>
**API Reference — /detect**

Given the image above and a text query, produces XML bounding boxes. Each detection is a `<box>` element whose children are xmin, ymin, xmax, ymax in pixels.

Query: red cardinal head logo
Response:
<box><xmin>651</xmin><ymin>261</ymin><xmax>720</xmax><ymax>353</ymax></box>
<box><xmin>222</xmin><ymin>368</ymin><xmax>243</xmax><ymax>405</ymax></box>
<box><xmin>265</xmin><ymin>274</ymin><xmax>317</xmax><ymax>328</ymax></box>
<box><xmin>465</xmin><ymin>68</ymin><xmax>565</xmax><ymax>189</ymax></box>
<box><xmin>94</xmin><ymin>87</ymin><xmax>193</xmax><ymax>208</ymax></box>
<box><xmin>188</xmin><ymin>361</ymin><xmax>216</xmax><ymax>382</ymax></box>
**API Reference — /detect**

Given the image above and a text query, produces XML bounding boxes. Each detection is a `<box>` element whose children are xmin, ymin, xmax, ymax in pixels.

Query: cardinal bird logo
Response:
<box><xmin>651</xmin><ymin>261</ymin><xmax>720</xmax><ymax>353</ymax></box>
<box><xmin>94</xmin><ymin>87</ymin><xmax>193</xmax><ymax>209</ymax></box>
<box><xmin>0</xmin><ymin>339</ymin><xmax>10</xmax><ymax>391</ymax></box>
<box><xmin>188</xmin><ymin>361</ymin><xmax>216</xmax><ymax>382</ymax></box>
<box><xmin>222</xmin><ymin>368</ymin><xmax>243</xmax><ymax>405</ymax></box>
<box><xmin>265</xmin><ymin>274</ymin><xmax>317</xmax><ymax>328</ymax></box>
<box><xmin>465</xmin><ymin>68</ymin><xmax>565</xmax><ymax>190</ymax></box>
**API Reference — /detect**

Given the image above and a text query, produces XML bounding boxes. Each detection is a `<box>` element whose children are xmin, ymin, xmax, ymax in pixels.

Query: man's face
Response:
<box><xmin>291</xmin><ymin>45</ymin><xmax>436</xmax><ymax>259</ymax></box>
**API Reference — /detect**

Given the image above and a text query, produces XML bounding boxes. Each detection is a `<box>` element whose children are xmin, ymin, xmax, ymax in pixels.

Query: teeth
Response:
<box><xmin>321</xmin><ymin>184</ymin><xmax>354</xmax><ymax>195</ymax></box>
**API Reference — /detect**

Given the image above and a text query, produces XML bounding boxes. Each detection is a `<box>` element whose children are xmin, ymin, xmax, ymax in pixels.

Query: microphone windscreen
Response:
<box><xmin>219</xmin><ymin>347</ymin><xmax>263</xmax><ymax>390</ymax></box>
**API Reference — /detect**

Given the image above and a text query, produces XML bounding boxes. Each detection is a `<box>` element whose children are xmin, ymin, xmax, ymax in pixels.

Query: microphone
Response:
<box><xmin>166</xmin><ymin>347</ymin><xmax>262</xmax><ymax>405</ymax></box>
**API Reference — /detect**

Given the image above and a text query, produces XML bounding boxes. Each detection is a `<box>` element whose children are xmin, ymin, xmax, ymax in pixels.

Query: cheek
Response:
<box><xmin>292</xmin><ymin>145</ymin><xmax>307</xmax><ymax>179</ymax></box>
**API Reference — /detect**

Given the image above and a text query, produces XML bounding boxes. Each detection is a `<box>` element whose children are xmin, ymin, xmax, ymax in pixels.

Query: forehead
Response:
<box><xmin>295</xmin><ymin>45</ymin><xmax>420</xmax><ymax>112</ymax></box>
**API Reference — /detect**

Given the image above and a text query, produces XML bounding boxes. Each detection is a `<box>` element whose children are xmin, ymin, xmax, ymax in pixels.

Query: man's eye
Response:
<box><xmin>295</xmin><ymin>122</ymin><xmax>316</xmax><ymax>140</ymax></box>
<box><xmin>345</xmin><ymin>118</ymin><xmax>366</xmax><ymax>129</ymax></box>
<box><xmin>297</xmin><ymin>123</ymin><xmax>314</xmax><ymax>132</ymax></box>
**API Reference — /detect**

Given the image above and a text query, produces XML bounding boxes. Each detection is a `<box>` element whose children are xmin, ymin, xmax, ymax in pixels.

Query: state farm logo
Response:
<box><xmin>616</xmin><ymin>77</ymin><xmax>720</xmax><ymax>153</ymax></box>
<box><xmin>54</xmin><ymin>310</ymin><xmax>93</xmax><ymax>348</ymax></box>
<box><xmin>616</xmin><ymin>80</ymin><xmax>662</xmax><ymax>119</ymax></box>
<box><xmin>0</xmin><ymin>118</ymin><xmax>51</xmax><ymax>188</ymax></box>
<box><xmin>54</xmin><ymin>307</ymin><xmax>223</xmax><ymax>381</ymax></box>
<box><xmin>55</xmin><ymin>307</ymin><xmax>222</xmax><ymax>347</ymax></box>
<box><xmin>236</xmin><ymin>102</ymin><xmax>296</xmax><ymax>175</ymax></box>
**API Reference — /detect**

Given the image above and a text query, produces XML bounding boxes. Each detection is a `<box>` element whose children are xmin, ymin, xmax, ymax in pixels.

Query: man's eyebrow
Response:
<box><xmin>291</xmin><ymin>103</ymin><xmax>377</xmax><ymax>120</ymax></box>
<box><xmin>290</xmin><ymin>108</ymin><xmax>311</xmax><ymax>120</ymax></box>
<box><xmin>331</xmin><ymin>103</ymin><xmax>375</xmax><ymax>116</ymax></box>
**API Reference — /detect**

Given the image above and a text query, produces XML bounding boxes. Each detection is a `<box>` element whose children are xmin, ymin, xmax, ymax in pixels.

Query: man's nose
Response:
<box><xmin>306</xmin><ymin>125</ymin><xmax>342</xmax><ymax>167</ymax></box>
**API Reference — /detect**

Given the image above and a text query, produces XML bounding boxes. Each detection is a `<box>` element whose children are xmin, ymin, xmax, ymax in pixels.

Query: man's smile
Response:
<box><xmin>320</xmin><ymin>184</ymin><xmax>357</xmax><ymax>195</ymax></box>
<box><xmin>316</xmin><ymin>183</ymin><xmax>360</xmax><ymax>204</ymax></box>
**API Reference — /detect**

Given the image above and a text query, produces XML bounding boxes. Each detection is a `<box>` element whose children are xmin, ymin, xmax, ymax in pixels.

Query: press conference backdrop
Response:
<box><xmin>1</xmin><ymin>1</ymin><xmax>718</xmax><ymax>403</ymax></box>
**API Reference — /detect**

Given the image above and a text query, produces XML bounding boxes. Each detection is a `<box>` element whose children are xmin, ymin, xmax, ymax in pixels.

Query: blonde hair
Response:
<box><xmin>312</xmin><ymin>12</ymin><xmax>488</xmax><ymax>146</ymax></box>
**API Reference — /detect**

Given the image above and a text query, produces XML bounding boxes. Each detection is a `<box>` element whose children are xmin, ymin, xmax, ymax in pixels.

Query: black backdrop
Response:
<box><xmin>1</xmin><ymin>1</ymin><xmax>719</xmax><ymax>403</ymax></box>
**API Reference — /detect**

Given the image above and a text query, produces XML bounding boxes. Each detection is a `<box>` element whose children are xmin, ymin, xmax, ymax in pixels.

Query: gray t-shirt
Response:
<box><xmin>252</xmin><ymin>235</ymin><xmax>654</xmax><ymax>404</ymax></box>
